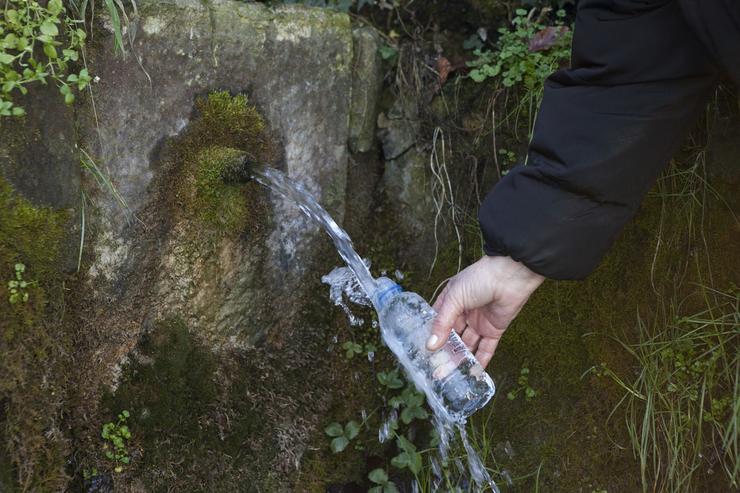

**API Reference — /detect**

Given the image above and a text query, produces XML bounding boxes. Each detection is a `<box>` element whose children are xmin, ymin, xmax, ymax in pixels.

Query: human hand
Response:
<box><xmin>426</xmin><ymin>256</ymin><xmax>545</xmax><ymax>368</ymax></box>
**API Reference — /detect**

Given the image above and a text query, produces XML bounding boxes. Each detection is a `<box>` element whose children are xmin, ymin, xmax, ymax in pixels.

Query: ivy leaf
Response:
<box><xmin>368</xmin><ymin>468</ymin><xmax>388</xmax><ymax>484</ymax></box>
<box><xmin>324</xmin><ymin>422</ymin><xmax>344</xmax><ymax>437</ymax></box>
<box><xmin>330</xmin><ymin>436</ymin><xmax>349</xmax><ymax>453</ymax></box>
<box><xmin>344</xmin><ymin>420</ymin><xmax>360</xmax><ymax>440</ymax></box>
<box><xmin>40</xmin><ymin>21</ymin><xmax>59</xmax><ymax>37</ymax></box>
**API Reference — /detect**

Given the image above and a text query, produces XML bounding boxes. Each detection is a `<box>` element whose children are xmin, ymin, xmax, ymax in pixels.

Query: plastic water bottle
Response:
<box><xmin>372</xmin><ymin>277</ymin><xmax>495</xmax><ymax>421</ymax></box>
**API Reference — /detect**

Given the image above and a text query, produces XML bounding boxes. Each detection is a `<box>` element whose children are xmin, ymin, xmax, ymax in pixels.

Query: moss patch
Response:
<box><xmin>168</xmin><ymin>91</ymin><xmax>277</xmax><ymax>241</ymax></box>
<box><xmin>0</xmin><ymin>177</ymin><xmax>71</xmax><ymax>491</ymax></box>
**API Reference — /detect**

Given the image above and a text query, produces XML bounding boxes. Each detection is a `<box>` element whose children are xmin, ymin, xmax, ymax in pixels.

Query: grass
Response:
<box><xmin>600</xmin><ymin>288</ymin><xmax>738</xmax><ymax>492</ymax></box>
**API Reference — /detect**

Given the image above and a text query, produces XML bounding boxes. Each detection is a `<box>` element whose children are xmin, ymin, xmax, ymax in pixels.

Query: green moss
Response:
<box><xmin>102</xmin><ymin>318</ymin><xmax>259</xmax><ymax>491</ymax></box>
<box><xmin>0</xmin><ymin>177</ymin><xmax>71</xmax><ymax>491</ymax></box>
<box><xmin>191</xmin><ymin>146</ymin><xmax>251</xmax><ymax>231</ymax></box>
<box><xmin>167</xmin><ymin>91</ymin><xmax>275</xmax><ymax>240</ymax></box>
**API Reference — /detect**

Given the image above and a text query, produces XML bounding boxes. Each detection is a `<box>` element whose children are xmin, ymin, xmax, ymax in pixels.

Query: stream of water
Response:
<box><xmin>253</xmin><ymin>167</ymin><xmax>498</xmax><ymax>492</ymax></box>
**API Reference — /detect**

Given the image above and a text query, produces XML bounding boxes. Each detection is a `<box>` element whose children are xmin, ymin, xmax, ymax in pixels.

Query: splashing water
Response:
<box><xmin>253</xmin><ymin>167</ymin><xmax>498</xmax><ymax>492</ymax></box>
<box><xmin>321</xmin><ymin>264</ymin><xmax>371</xmax><ymax>327</ymax></box>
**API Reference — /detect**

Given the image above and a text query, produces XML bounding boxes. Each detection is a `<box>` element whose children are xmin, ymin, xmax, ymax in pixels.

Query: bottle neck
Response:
<box><xmin>372</xmin><ymin>278</ymin><xmax>402</xmax><ymax>311</ymax></box>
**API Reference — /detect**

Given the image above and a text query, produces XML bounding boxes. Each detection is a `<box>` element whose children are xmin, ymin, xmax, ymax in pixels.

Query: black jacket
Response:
<box><xmin>478</xmin><ymin>0</ymin><xmax>739</xmax><ymax>280</ymax></box>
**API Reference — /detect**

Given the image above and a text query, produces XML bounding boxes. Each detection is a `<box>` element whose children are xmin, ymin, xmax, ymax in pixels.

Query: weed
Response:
<box><xmin>377</xmin><ymin>369</ymin><xmax>404</xmax><ymax>389</ymax></box>
<box><xmin>0</xmin><ymin>0</ymin><xmax>90</xmax><ymax>116</ymax></box>
<box><xmin>389</xmin><ymin>384</ymin><xmax>428</xmax><ymax>424</ymax></box>
<box><xmin>325</xmin><ymin>420</ymin><xmax>361</xmax><ymax>453</ymax></box>
<box><xmin>507</xmin><ymin>366</ymin><xmax>537</xmax><ymax>401</ymax></box>
<box><xmin>101</xmin><ymin>410</ymin><xmax>132</xmax><ymax>473</ymax></box>
<box><xmin>597</xmin><ymin>289</ymin><xmax>739</xmax><ymax>491</ymax></box>
<box><xmin>7</xmin><ymin>262</ymin><xmax>34</xmax><ymax>304</ymax></box>
<box><xmin>466</xmin><ymin>7</ymin><xmax>572</xmax><ymax>140</ymax></box>
<box><xmin>368</xmin><ymin>467</ymin><xmax>400</xmax><ymax>493</ymax></box>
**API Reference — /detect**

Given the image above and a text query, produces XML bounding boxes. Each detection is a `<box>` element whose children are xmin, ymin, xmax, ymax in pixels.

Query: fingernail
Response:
<box><xmin>426</xmin><ymin>334</ymin><xmax>438</xmax><ymax>350</ymax></box>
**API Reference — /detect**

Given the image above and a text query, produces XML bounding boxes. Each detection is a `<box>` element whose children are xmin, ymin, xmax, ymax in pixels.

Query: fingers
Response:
<box><xmin>452</xmin><ymin>315</ymin><xmax>467</xmax><ymax>335</ymax></box>
<box><xmin>474</xmin><ymin>337</ymin><xmax>500</xmax><ymax>369</ymax></box>
<box><xmin>431</xmin><ymin>285</ymin><xmax>448</xmax><ymax>313</ymax></box>
<box><xmin>427</xmin><ymin>284</ymin><xmax>464</xmax><ymax>351</ymax></box>
<box><xmin>460</xmin><ymin>326</ymin><xmax>481</xmax><ymax>352</ymax></box>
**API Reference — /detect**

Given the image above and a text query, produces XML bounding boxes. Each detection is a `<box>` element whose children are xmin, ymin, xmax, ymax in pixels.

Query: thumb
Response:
<box><xmin>427</xmin><ymin>286</ymin><xmax>463</xmax><ymax>351</ymax></box>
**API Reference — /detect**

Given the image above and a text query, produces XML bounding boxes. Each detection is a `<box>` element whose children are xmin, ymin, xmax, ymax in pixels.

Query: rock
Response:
<box><xmin>349</xmin><ymin>27</ymin><xmax>383</xmax><ymax>153</ymax></box>
<box><xmin>62</xmin><ymin>2</ymin><xmax>384</xmax><ymax>491</ymax></box>
<box><xmin>0</xmin><ymin>85</ymin><xmax>79</xmax><ymax>210</ymax></box>
<box><xmin>378</xmin><ymin>97</ymin><xmax>439</xmax><ymax>269</ymax></box>
<box><xmin>377</xmin><ymin>97</ymin><xmax>420</xmax><ymax>160</ymax></box>
<box><xmin>82</xmin><ymin>0</ymin><xmax>355</xmax><ymax>284</ymax></box>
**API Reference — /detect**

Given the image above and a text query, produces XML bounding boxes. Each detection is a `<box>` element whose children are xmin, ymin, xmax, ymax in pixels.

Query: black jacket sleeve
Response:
<box><xmin>477</xmin><ymin>0</ymin><xmax>736</xmax><ymax>280</ymax></box>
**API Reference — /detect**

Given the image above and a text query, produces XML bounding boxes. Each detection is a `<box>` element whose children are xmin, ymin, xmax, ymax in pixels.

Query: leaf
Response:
<box><xmin>40</xmin><ymin>21</ymin><xmax>59</xmax><ymax>37</ymax></box>
<box><xmin>528</xmin><ymin>26</ymin><xmax>569</xmax><ymax>52</ymax></box>
<box><xmin>0</xmin><ymin>53</ymin><xmax>15</xmax><ymax>65</ymax></box>
<box><xmin>384</xmin><ymin>482</ymin><xmax>400</xmax><ymax>493</ymax></box>
<box><xmin>10</xmin><ymin>106</ymin><xmax>24</xmax><ymax>116</ymax></box>
<box><xmin>344</xmin><ymin>420</ymin><xmax>360</xmax><ymax>440</ymax></box>
<box><xmin>396</xmin><ymin>434</ymin><xmax>416</xmax><ymax>455</ymax></box>
<box><xmin>324</xmin><ymin>422</ymin><xmax>343</xmax><ymax>437</ymax></box>
<box><xmin>463</xmin><ymin>34</ymin><xmax>483</xmax><ymax>51</ymax></box>
<box><xmin>368</xmin><ymin>487</ymin><xmax>383</xmax><ymax>493</ymax></box>
<box><xmin>330</xmin><ymin>436</ymin><xmax>349</xmax><ymax>453</ymax></box>
<box><xmin>62</xmin><ymin>49</ymin><xmax>79</xmax><ymax>61</ymax></box>
<box><xmin>437</xmin><ymin>56</ymin><xmax>452</xmax><ymax>87</ymax></box>
<box><xmin>391</xmin><ymin>452</ymin><xmax>410</xmax><ymax>470</ymax></box>
<box><xmin>48</xmin><ymin>0</ymin><xmax>64</xmax><ymax>16</ymax></box>
<box><xmin>64</xmin><ymin>92</ymin><xmax>75</xmax><ymax>105</ymax></box>
<box><xmin>43</xmin><ymin>44</ymin><xmax>57</xmax><ymax>60</ymax></box>
<box><xmin>368</xmin><ymin>468</ymin><xmax>388</xmax><ymax>484</ymax></box>
<box><xmin>400</xmin><ymin>405</ymin><xmax>427</xmax><ymax>424</ymax></box>
<box><xmin>378</xmin><ymin>45</ymin><xmax>397</xmax><ymax>61</ymax></box>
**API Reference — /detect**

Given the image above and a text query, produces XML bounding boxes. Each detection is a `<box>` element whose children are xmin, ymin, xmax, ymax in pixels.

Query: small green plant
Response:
<box><xmin>82</xmin><ymin>467</ymin><xmax>98</xmax><ymax>481</ymax></box>
<box><xmin>389</xmin><ymin>384</ymin><xmax>428</xmax><ymax>424</ymax></box>
<box><xmin>466</xmin><ymin>7</ymin><xmax>572</xmax><ymax>141</ymax></box>
<box><xmin>497</xmin><ymin>147</ymin><xmax>516</xmax><ymax>166</ymax></box>
<box><xmin>368</xmin><ymin>468</ymin><xmax>399</xmax><ymax>493</ymax></box>
<box><xmin>0</xmin><ymin>0</ymin><xmax>90</xmax><ymax>116</ymax></box>
<box><xmin>467</xmin><ymin>8</ymin><xmax>571</xmax><ymax>89</ymax></box>
<box><xmin>7</xmin><ymin>262</ymin><xmax>33</xmax><ymax>304</ymax></box>
<box><xmin>324</xmin><ymin>420</ymin><xmax>360</xmax><ymax>453</ymax></box>
<box><xmin>390</xmin><ymin>434</ymin><xmax>422</xmax><ymax>475</ymax></box>
<box><xmin>599</xmin><ymin>289</ymin><xmax>738</xmax><ymax>491</ymax></box>
<box><xmin>377</xmin><ymin>369</ymin><xmax>404</xmax><ymax>389</ymax></box>
<box><xmin>101</xmin><ymin>410</ymin><xmax>132</xmax><ymax>473</ymax></box>
<box><xmin>507</xmin><ymin>366</ymin><xmax>537</xmax><ymax>401</ymax></box>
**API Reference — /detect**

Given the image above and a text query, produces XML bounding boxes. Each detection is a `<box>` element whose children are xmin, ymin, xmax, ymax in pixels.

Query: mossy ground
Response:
<box><xmin>0</xmin><ymin>177</ymin><xmax>72</xmax><ymax>492</ymax></box>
